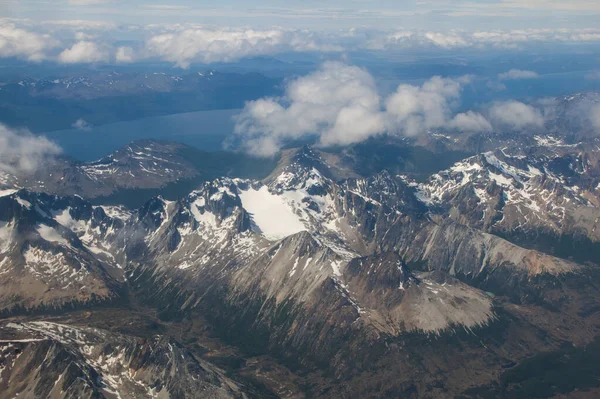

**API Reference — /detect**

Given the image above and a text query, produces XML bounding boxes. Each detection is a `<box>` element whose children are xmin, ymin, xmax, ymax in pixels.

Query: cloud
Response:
<box><xmin>385</xmin><ymin>76</ymin><xmax>466</xmax><ymax>136</ymax></box>
<box><xmin>39</xmin><ymin>19</ymin><xmax>117</xmax><ymax>30</ymax></box>
<box><xmin>488</xmin><ymin>101</ymin><xmax>544</xmax><ymax>129</ymax></box>
<box><xmin>233</xmin><ymin>62</ymin><xmax>385</xmax><ymax>156</ymax></box>
<box><xmin>448</xmin><ymin>111</ymin><xmax>493</xmax><ymax>132</ymax></box>
<box><xmin>4</xmin><ymin>20</ymin><xmax>600</xmax><ymax>67</ymax></box>
<box><xmin>374</xmin><ymin>28</ymin><xmax>600</xmax><ymax>51</ymax></box>
<box><xmin>58</xmin><ymin>40</ymin><xmax>109</xmax><ymax>63</ymax></box>
<box><xmin>0</xmin><ymin>125</ymin><xmax>61</xmax><ymax>176</ymax></box>
<box><xmin>0</xmin><ymin>23</ymin><xmax>58</xmax><ymax>61</ymax></box>
<box><xmin>72</xmin><ymin>119</ymin><xmax>92</xmax><ymax>131</ymax></box>
<box><xmin>74</xmin><ymin>31</ymin><xmax>98</xmax><ymax>41</ymax></box>
<box><xmin>424</xmin><ymin>31</ymin><xmax>468</xmax><ymax>48</ymax></box>
<box><xmin>143</xmin><ymin>5</ymin><xmax>191</xmax><ymax>10</ymax></box>
<box><xmin>68</xmin><ymin>0</ymin><xmax>111</xmax><ymax>5</ymax></box>
<box><xmin>115</xmin><ymin>46</ymin><xmax>135</xmax><ymax>63</ymax></box>
<box><xmin>146</xmin><ymin>28</ymin><xmax>283</xmax><ymax>68</ymax></box>
<box><xmin>493</xmin><ymin>0</ymin><xmax>600</xmax><ymax>12</ymax></box>
<box><xmin>498</xmin><ymin>69</ymin><xmax>539</xmax><ymax>80</ymax></box>
<box><xmin>145</xmin><ymin>27</ymin><xmax>342</xmax><ymax>68</ymax></box>
<box><xmin>233</xmin><ymin>63</ymin><xmax>486</xmax><ymax>156</ymax></box>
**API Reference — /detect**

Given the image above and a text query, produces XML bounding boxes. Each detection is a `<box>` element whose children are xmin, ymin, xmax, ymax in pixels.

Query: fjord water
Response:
<box><xmin>44</xmin><ymin>108</ymin><xmax>240</xmax><ymax>161</ymax></box>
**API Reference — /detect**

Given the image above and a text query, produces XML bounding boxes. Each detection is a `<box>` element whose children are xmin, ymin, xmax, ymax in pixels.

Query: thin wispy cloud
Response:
<box><xmin>142</xmin><ymin>5</ymin><xmax>191</xmax><ymax>11</ymax></box>
<box><xmin>7</xmin><ymin>0</ymin><xmax>600</xmax><ymax>32</ymax></box>
<box><xmin>68</xmin><ymin>0</ymin><xmax>112</xmax><ymax>5</ymax></box>
<box><xmin>498</xmin><ymin>69</ymin><xmax>539</xmax><ymax>80</ymax></box>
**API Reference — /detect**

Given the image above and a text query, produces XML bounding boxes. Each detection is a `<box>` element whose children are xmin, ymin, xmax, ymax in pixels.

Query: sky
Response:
<box><xmin>3</xmin><ymin>0</ymin><xmax>600</xmax><ymax>30</ymax></box>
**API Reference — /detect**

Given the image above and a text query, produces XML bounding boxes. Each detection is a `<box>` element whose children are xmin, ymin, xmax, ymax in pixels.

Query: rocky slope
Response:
<box><xmin>410</xmin><ymin>139</ymin><xmax>600</xmax><ymax>263</ymax></box>
<box><xmin>0</xmin><ymin>190</ymin><xmax>125</xmax><ymax>314</ymax></box>
<box><xmin>0</xmin><ymin>320</ymin><xmax>245</xmax><ymax>399</ymax></box>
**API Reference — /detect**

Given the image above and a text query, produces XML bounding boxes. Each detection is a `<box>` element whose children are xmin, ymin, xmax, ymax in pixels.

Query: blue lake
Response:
<box><xmin>44</xmin><ymin>109</ymin><xmax>241</xmax><ymax>161</ymax></box>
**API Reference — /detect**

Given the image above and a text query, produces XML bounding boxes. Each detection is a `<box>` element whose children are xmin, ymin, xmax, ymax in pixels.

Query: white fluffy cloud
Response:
<box><xmin>58</xmin><ymin>40</ymin><xmax>109</xmax><ymax>63</ymax></box>
<box><xmin>234</xmin><ymin>62</ymin><xmax>385</xmax><ymax>155</ymax></box>
<box><xmin>498</xmin><ymin>69</ymin><xmax>539</xmax><ymax>80</ymax></box>
<box><xmin>115</xmin><ymin>46</ymin><xmax>135</xmax><ymax>63</ymax></box>
<box><xmin>424</xmin><ymin>31</ymin><xmax>468</xmax><ymax>48</ymax></box>
<box><xmin>146</xmin><ymin>28</ymin><xmax>282</xmax><ymax>68</ymax></box>
<box><xmin>0</xmin><ymin>23</ymin><xmax>58</xmax><ymax>61</ymax></box>
<box><xmin>385</xmin><ymin>76</ymin><xmax>467</xmax><ymax>136</ymax></box>
<box><xmin>0</xmin><ymin>125</ymin><xmax>61</xmax><ymax>176</ymax></box>
<box><xmin>234</xmin><ymin>63</ymin><xmax>489</xmax><ymax>156</ymax></box>
<box><xmin>145</xmin><ymin>27</ymin><xmax>342</xmax><ymax>68</ymax></box>
<box><xmin>3</xmin><ymin>20</ymin><xmax>600</xmax><ymax>67</ymax></box>
<box><xmin>68</xmin><ymin>0</ymin><xmax>110</xmax><ymax>5</ymax></box>
<box><xmin>448</xmin><ymin>111</ymin><xmax>493</xmax><ymax>132</ymax></box>
<box><xmin>489</xmin><ymin>101</ymin><xmax>545</xmax><ymax>129</ymax></box>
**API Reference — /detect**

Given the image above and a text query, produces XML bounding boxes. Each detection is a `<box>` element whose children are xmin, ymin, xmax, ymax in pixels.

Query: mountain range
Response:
<box><xmin>1</xmin><ymin>93</ymin><xmax>600</xmax><ymax>398</ymax></box>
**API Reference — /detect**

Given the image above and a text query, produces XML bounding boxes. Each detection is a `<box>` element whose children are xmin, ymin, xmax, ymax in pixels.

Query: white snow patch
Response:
<box><xmin>189</xmin><ymin>199</ymin><xmax>217</xmax><ymax>227</ymax></box>
<box><xmin>16</xmin><ymin>197</ymin><xmax>31</xmax><ymax>209</ymax></box>
<box><xmin>54</xmin><ymin>208</ymin><xmax>87</xmax><ymax>233</ymax></box>
<box><xmin>331</xmin><ymin>260</ymin><xmax>342</xmax><ymax>277</ymax></box>
<box><xmin>37</xmin><ymin>224</ymin><xmax>69</xmax><ymax>246</ymax></box>
<box><xmin>100</xmin><ymin>205</ymin><xmax>131</xmax><ymax>220</ymax></box>
<box><xmin>238</xmin><ymin>185</ymin><xmax>306</xmax><ymax>240</ymax></box>
<box><xmin>0</xmin><ymin>189</ymin><xmax>17</xmax><ymax>197</ymax></box>
<box><xmin>0</xmin><ymin>222</ymin><xmax>14</xmax><ymax>253</ymax></box>
<box><xmin>488</xmin><ymin>172</ymin><xmax>512</xmax><ymax>187</ymax></box>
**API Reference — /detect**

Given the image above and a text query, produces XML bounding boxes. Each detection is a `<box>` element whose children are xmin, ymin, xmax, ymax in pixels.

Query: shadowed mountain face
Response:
<box><xmin>1</xmin><ymin>103</ymin><xmax>600</xmax><ymax>398</ymax></box>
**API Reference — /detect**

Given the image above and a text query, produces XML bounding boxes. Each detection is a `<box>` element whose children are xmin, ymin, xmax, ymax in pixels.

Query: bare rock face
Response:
<box><xmin>343</xmin><ymin>253</ymin><xmax>494</xmax><ymax>335</ymax></box>
<box><xmin>0</xmin><ymin>191</ymin><xmax>125</xmax><ymax>314</ymax></box>
<box><xmin>0</xmin><ymin>321</ymin><xmax>245</xmax><ymax>399</ymax></box>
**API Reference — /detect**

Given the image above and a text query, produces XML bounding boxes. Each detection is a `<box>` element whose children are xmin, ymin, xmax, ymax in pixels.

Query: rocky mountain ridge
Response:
<box><xmin>1</xmin><ymin>132</ymin><xmax>599</xmax><ymax>397</ymax></box>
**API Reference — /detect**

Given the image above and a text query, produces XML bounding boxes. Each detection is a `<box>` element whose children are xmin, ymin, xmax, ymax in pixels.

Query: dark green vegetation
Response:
<box><xmin>497</xmin><ymin>230</ymin><xmax>600</xmax><ymax>266</ymax></box>
<box><xmin>459</xmin><ymin>336</ymin><xmax>600</xmax><ymax>399</ymax></box>
<box><xmin>331</xmin><ymin>136</ymin><xmax>472</xmax><ymax>181</ymax></box>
